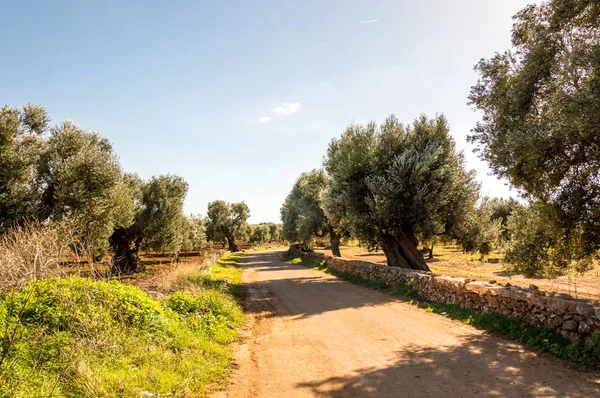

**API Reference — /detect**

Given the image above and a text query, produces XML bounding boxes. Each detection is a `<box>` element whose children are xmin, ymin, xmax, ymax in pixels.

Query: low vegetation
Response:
<box><xmin>0</xmin><ymin>243</ymin><xmax>244</xmax><ymax>397</ymax></box>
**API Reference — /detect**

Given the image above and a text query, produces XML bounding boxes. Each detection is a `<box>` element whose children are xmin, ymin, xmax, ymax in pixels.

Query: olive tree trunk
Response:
<box><xmin>381</xmin><ymin>231</ymin><xmax>430</xmax><ymax>271</ymax></box>
<box><xmin>227</xmin><ymin>236</ymin><xmax>241</xmax><ymax>252</ymax></box>
<box><xmin>328</xmin><ymin>225</ymin><xmax>341</xmax><ymax>257</ymax></box>
<box><xmin>110</xmin><ymin>229</ymin><xmax>142</xmax><ymax>274</ymax></box>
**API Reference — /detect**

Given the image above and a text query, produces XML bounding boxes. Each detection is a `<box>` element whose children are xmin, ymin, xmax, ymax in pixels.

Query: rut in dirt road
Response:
<box><xmin>225</xmin><ymin>249</ymin><xmax>600</xmax><ymax>398</ymax></box>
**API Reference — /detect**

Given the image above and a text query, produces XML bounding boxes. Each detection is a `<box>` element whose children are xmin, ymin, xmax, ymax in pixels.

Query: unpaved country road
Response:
<box><xmin>225</xmin><ymin>250</ymin><xmax>600</xmax><ymax>397</ymax></box>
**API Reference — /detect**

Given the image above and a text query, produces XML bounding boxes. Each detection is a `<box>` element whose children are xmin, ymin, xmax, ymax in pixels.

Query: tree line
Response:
<box><xmin>281</xmin><ymin>0</ymin><xmax>600</xmax><ymax>278</ymax></box>
<box><xmin>0</xmin><ymin>105</ymin><xmax>283</xmax><ymax>274</ymax></box>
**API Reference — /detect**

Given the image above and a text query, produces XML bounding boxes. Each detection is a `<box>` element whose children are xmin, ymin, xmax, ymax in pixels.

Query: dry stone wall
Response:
<box><xmin>288</xmin><ymin>245</ymin><xmax>600</xmax><ymax>345</ymax></box>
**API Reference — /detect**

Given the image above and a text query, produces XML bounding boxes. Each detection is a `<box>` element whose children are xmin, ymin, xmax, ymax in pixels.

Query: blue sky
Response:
<box><xmin>1</xmin><ymin>1</ymin><xmax>533</xmax><ymax>222</ymax></box>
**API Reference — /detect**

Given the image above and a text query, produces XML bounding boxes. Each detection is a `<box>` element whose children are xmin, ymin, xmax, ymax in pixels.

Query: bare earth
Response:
<box><xmin>224</xmin><ymin>250</ymin><xmax>600</xmax><ymax>397</ymax></box>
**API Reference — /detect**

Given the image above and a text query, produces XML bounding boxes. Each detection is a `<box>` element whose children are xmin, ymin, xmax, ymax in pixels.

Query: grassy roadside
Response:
<box><xmin>284</xmin><ymin>253</ymin><xmax>600</xmax><ymax>368</ymax></box>
<box><xmin>0</xmin><ymin>252</ymin><xmax>245</xmax><ymax>397</ymax></box>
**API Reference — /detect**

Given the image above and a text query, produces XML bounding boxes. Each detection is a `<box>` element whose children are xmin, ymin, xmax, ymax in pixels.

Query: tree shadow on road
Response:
<box><xmin>240</xmin><ymin>251</ymin><xmax>600</xmax><ymax>397</ymax></box>
<box><xmin>239</xmin><ymin>251</ymin><xmax>396</xmax><ymax>320</ymax></box>
<box><xmin>296</xmin><ymin>333</ymin><xmax>600</xmax><ymax>397</ymax></box>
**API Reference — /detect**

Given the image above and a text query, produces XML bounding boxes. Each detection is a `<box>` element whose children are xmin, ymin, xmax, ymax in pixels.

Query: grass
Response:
<box><xmin>284</xmin><ymin>253</ymin><xmax>600</xmax><ymax>368</ymax></box>
<box><xmin>0</xmin><ymin>252</ymin><xmax>244</xmax><ymax>397</ymax></box>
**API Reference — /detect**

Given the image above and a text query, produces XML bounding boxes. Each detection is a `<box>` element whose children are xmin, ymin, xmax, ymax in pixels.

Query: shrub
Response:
<box><xmin>0</xmin><ymin>274</ymin><xmax>242</xmax><ymax>397</ymax></box>
<box><xmin>0</xmin><ymin>222</ymin><xmax>71</xmax><ymax>290</ymax></box>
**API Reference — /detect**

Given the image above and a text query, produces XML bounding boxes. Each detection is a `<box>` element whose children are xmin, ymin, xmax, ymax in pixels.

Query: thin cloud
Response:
<box><xmin>359</xmin><ymin>19</ymin><xmax>379</xmax><ymax>24</ymax></box>
<box><xmin>258</xmin><ymin>116</ymin><xmax>271</xmax><ymax>123</ymax></box>
<box><xmin>274</xmin><ymin>102</ymin><xmax>301</xmax><ymax>115</ymax></box>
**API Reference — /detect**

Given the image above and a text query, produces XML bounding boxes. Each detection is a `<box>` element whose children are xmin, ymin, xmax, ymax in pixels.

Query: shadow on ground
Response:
<box><xmin>239</xmin><ymin>250</ymin><xmax>398</xmax><ymax>320</ymax></box>
<box><xmin>239</xmin><ymin>250</ymin><xmax>600</xmax><ymax>397</ymax></box>
<box><xmin>295</xmin><ymin>333</ymin><xmax>600</xmax><ymax>397</ymax></box>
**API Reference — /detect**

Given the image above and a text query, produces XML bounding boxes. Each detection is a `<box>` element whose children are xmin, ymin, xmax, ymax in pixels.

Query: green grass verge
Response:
<box><xmin>284</xmin><ymin>253</ymin><xmax>600</xmax><ymax>367</ymax></box>
<box><xmin>0</xmin><ymin>253</ymin><xmax>244</xmax><ymax>397</ymax></box>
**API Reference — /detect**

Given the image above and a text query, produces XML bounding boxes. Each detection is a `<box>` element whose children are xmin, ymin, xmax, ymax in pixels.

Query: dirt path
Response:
<box><xmin>225</xmin><ymin>250</ymin><xmax>600</xmax><ymax>397</ymax></box>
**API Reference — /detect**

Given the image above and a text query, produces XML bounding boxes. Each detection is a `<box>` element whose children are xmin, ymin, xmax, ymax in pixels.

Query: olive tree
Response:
<box><xmin>37</xmin><ymin>121</ymin><xmax>135</xmax><ymax>256</ymax></box>
<box><xmin>0</xmin><ymin>104</ymin><xmax>49</xmax><ymax>232</ymax></box>
<box><xmin>1</xmin><ymin>104</ymin><xmax>134</xmax><ymax>257</ymax></box>
<box><xmin>281</xmin><ymin>169</ymin><xmax>344</xmax><ymax>256</ymax></box>
<box><xmin>468</xmin><ymin>0</ymin><xmax>600</xmax><ymax>274</ymax></box>
<box><xmin>324</xmin><ymin>114</ymin><xmax>479</xmax><ymax>270</ymax></box>
<box><xmin>267</xmin><ymin>223</ymin><xmax>282</xmax><ymax>242</ymax></box>
<box><xmin>205</xmin><ymin>200</ymin><xmax>250</xmax><ymax>252</ymax></box>
<box><xmin>453</xmin><ymin>198</ymin><xmax>503</xmax><ymax>259</ymax></box>
<box><xmin>181</xmin><ymin>214</ymin><xmax>207</xmax><ymax>252</ymax></box>
<box><xmin>110</xmin><ymin>174</ymin><xmax>188</xmax><ymax>273</ymax></box>
<box><xmin>249</xmin><ymin>224</ymin><xmax>270</xmax><ymax>245</ymax></box>
<box><xmin>487</xmin><ymin>197</ymin><xmax>522</xmax><ymax>242</ymax></box>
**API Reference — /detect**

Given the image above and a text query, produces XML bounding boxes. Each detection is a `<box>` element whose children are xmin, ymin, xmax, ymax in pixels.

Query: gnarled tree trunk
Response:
<box><xmin>110</xmin><ymin>228</ymin><xmax>142</xmax><ymax>274</ymax></box>
<box><xmin>328</xmin><ymin>225</ymin><xmax>341</xmax><ymax>257</ymax></box>
<box><xmin>227</xmin><ymin>236</ymin><xmax>241</xmax><ymax>252</ymax></box>
<box><xmin>380</xmin><ymin>228</ymin><xmax>430</xmax><ymax>271</ymax></box>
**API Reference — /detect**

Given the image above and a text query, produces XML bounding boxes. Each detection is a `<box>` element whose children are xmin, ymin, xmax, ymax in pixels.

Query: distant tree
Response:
<box><xmin>324</xmin><ymin>115</ymin><xmax>479</xmax><ymax>270</ymax></box>
<box><xmin>110</xmin><ymin>174</ymin><xmax>188</xmax><ymax>273</ymax></box>
<box><xmin>281</xmin><ymin>169</ymin><xmax>344</xmax><ymax>256</ymax></box>
<box><xmin>487</xmin><ymin>197</ymin><xmax>522</xmax><ymax>242</ymax></box>
<box><xmin>468</xmin><ymin>0</ymin><xmax>600</xmax><ymax>274</ymax></box>
<box><xmin>205</xmin><ymin>200</ymin><xmax>250</xmax><ymax>252</ymax></box>
<box><xmin>454</xmin><ymin>198</ymin><xmax>503</xmax><ymax>259</ymax></box>
<box><xmin>267</xmin><ymin>223</ymin><xmax>282</xmax><ymax>242</ymax></box>
<box><xmin>249</xmin><ymin>224</ymin><xmax>270</xmax><ymax>245</ymax></box>
<box><xmin>181</xmin><ymin>214</ymin><xmax>207</xmax><ymax>252</ymax></box>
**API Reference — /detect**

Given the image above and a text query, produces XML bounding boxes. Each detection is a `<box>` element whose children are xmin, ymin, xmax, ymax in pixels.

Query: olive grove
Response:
<box><xmin>0</xmin><ymin>104</ymin><xmax>209</xmax><ymax>274</ymax></box>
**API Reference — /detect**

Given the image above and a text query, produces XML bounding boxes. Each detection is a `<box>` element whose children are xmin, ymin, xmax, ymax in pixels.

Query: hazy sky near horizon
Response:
<box><xmin>1</xmin><ymin>1</ymin><xmax>534</xmax><ymax>223</ymax></box>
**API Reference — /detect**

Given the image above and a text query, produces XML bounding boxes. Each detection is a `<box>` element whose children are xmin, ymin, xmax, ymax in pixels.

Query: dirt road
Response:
<box><xmin>225</xmin><ymin>250</ymin><xmax>600</xmax><ymax>397</ymax></box>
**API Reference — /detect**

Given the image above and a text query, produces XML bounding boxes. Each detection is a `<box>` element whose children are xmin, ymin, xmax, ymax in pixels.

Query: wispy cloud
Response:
<box><xmin>359</xmin><ymin>19</ymin><xmax>379</xmax><ymax>24</ymax></box>
<box><xmin>274</xmin><ymin>102</ymin><xmax>302</xmax><ymax>115</ymax></box>
<box><xmin>258</xmin><ymin>116</ymin><xmax>271</xmax><ymax>123</ymax></box>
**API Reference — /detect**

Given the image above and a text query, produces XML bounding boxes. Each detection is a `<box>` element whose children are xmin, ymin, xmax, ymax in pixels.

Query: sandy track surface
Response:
<box><xmin>225</xmin><ymin>250</ymin><xmax>600</xmax><ymax>397</ymax></box>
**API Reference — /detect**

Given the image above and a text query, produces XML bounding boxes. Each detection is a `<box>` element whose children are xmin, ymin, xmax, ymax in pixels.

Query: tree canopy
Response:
<box><xmin>324</xmin><ymin>114</ymin><xmax>479</xmax><ymax>270</ymax></box>
<box><xmin>0</xmin><ymin>105</ymin><xmax>133</xmax><ymax>255</ymax></box>
<box><xmin>0</xmin><ymin>104</ymin><xmax>49</xmax><ymax>232</ymax></box>
<box><xmin>1</xmin><ymin>103</ymin><xmax>196</xmax><ymax>274</ymax></box>
<box><xmin>109</xmin><ymin>174</ymin><xmax>189</xmax><ymax>273</ymax></box>
<box><xmin>205</xmin><ymin>200</ymin><xmax>250</xmax><ymax>252</ymax></box>
<box><xmin>38</xmin><ymin>121</ymin><xmax>134</xmax><ymax>254</ymax></box>
<box><xmin>281</xmin><ymin>169</ymin><xmax>344</xmax><ymax>256</ymax></box>
<box><xmin>249</xmin><ymin>224</ymin><xmax>271</xmax><ymax>245</ymax></box>
<box><xmin>468</xmin><ymin>0</ymin><xmax>600</xmax><ymax>274</ymax></box>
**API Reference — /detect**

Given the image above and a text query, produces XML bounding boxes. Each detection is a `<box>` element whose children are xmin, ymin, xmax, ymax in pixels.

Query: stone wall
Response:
<box><xmin>288</xmin><ymin>245</ymin><xmax>600</xmax><ymax>345</ymax></box>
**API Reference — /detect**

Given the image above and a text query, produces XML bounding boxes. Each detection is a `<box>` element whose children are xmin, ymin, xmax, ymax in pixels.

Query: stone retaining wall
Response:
<box><xmin>288</xmin><ymin>245</ymin><xmax>600</xmax><ymax>345</ymax></box>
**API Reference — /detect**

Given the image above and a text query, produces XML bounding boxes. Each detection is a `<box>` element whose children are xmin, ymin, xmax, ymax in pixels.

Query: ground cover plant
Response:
<box><xmin>0</xmin><ymin>252</ymin><xmax>244</xmax><ymax>397</ymax></box>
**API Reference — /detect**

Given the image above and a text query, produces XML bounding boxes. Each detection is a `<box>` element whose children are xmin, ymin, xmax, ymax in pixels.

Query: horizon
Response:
<box><xmin>0</xmin><ymin>0</ymin><xmax>534</xmax><ymax>223</ymax></box>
